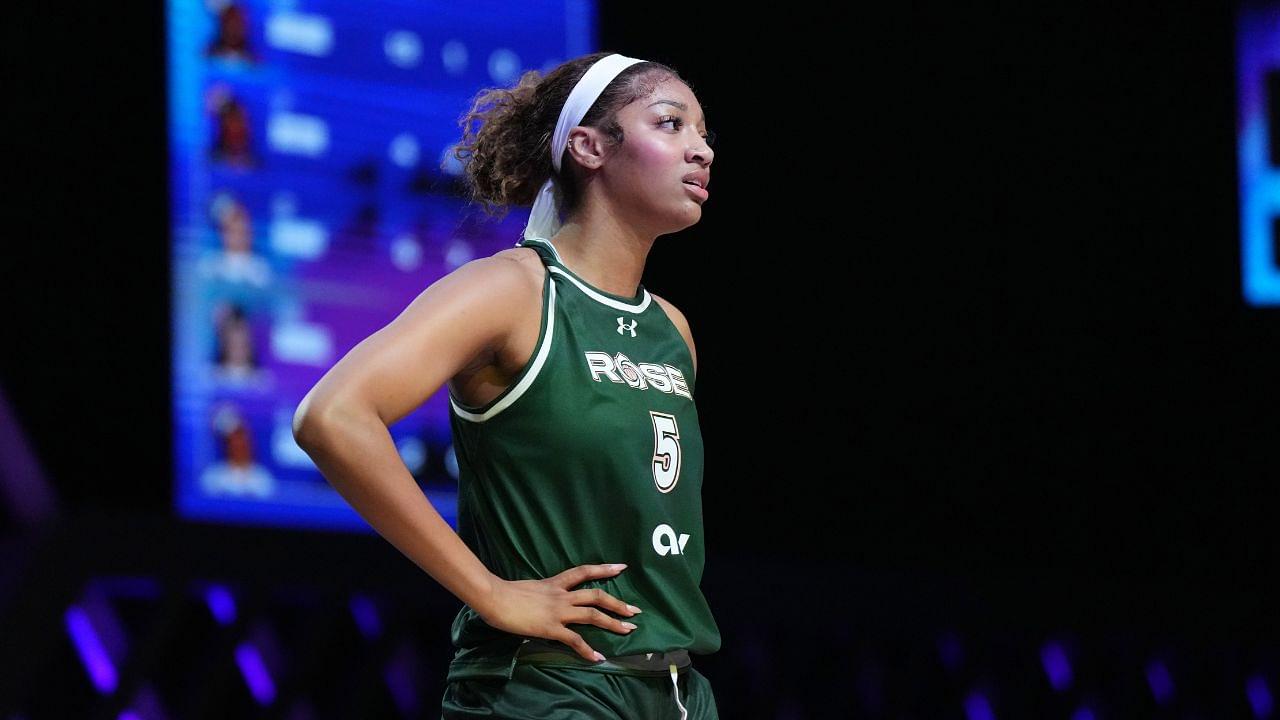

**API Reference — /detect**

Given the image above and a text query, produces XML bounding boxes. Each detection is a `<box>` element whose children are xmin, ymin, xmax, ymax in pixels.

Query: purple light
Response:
<box><xmin>235</xmin><ymin>641</ymin><xmax>276</xmax><ymax>705</ymax></box>
<box><xmin>964</xmin><ymin>690</ymin><xmax>995</xmax><ymax>720</ymax></box>
<box><xmin>384</xmin><ymin>654</ymin><xmax>419</xmax><ymax>716</ymax></box>
<box><xmin>349</xmin><ymin>594</ymin><xmax>382</xmax><ymax>639</ymax></box>
<box><xmin>1145</xmin><ymin>660</ymin><xmax>1174</xmax><ymax>705</ymax></box>
<box><xmin>1040</xmin><ymin>641</ymin><xmax>1073</xmax><ymax>692</ymax></box>
<box><xmin>124</xmin><ymin>681</ymin><xmax>168</xmax><ymax>720</ymax></box>
<box><xmin>937</xmin><ymin>631</ymin><xmax>964</xmax><ymax>671</ymax></box>
<box><xmin>94</xmin><ymin>576</ymin><xmax>161</xmax><ymax>599</ymax></box>
<box><xmin>204</xmin><ymin>584</ymin><xmax>237</xmax><ymax>625</ymax></box>
<box><xmin>1070</xmin><ymin>706</ymin><xmax>1096</xmax><ymax>720</ymax></box>
<box><xmin>64</xmin><ymin>605</ymin><xmax>118</xmax><ymax>693</ymax></box>
<box><xmin>0</xmin><ymin>383</ymin><xmax>59</xmax><ymax>524</ymax></box>
<box><xmin>1247</xmin><ymin>674</ymin><xmax>1274</xmax><ymax>718</ymax></box>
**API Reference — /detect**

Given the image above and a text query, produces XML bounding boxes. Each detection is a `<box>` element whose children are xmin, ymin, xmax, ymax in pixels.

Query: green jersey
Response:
<box><xmin>445</xmin><ymin>236</ymin><xmax>721</xmax><ymax>681</ymax></box>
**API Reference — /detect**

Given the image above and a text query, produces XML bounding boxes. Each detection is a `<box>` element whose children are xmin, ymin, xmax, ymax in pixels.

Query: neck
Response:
<box><xmin>548</xmin><ymin>207</ymin><xmax>654</xmax><ymax>298</ymax></box>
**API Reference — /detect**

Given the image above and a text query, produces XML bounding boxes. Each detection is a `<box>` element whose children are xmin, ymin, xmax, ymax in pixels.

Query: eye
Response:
<box><xmin>659</xmin><ymin>116</ymin><xmax>715</xmax><ymax>147</ymax></box>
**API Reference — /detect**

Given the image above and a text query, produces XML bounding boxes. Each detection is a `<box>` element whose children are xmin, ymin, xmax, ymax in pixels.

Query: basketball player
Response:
<box><xmin>292</xmin><ymin>52</ymin><xmax>720</xmax><ymax>719</ymax></box>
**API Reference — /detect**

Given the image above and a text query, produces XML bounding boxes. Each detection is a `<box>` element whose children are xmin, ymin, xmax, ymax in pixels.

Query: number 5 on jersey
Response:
<box><xmin>650</xmin><ymin>411</ymin><xmax>681</xmax><ymax>493</ymax></box>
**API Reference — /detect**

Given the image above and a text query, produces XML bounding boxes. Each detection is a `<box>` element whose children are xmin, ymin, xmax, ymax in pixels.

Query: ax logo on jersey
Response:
<box><xmin>652</xmin><ymin>523</ymin><xmax>691</xmax><ymax>556</ymax></box>
<box><xmin>616</xmin><ymin>317</ymin><xmax>637</xmax><ymax>337</ymax></box>
<box><xmin>584</xmin><ymin>351</ymin><xmax>693</xmax><ymax>400</ymax></box>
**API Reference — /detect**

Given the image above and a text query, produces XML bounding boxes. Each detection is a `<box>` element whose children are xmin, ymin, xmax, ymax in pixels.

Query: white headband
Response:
<box><xmin>520</xmin><ymin>53</ymin><xmax>646</xmax><ymax>244</ymax></box>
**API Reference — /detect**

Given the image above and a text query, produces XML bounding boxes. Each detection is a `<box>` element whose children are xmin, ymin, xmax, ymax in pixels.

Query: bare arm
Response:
<box><xmin>292</xmin><ymin>255</ymin><xmax>531</xmax><ymax>617</ymax></box>
<box><xmin>652</xmin><ymin>293</ymin><xmax>697</xmax><ymax>376</ymax></box>
<box><xmin>292</xmin><ymin>254</ymin><xmax>641</xmax><ymax>662</ymax></box>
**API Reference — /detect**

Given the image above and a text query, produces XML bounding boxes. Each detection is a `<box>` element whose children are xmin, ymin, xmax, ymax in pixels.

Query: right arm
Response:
<box><xmin>291</xmin><ymin>255</ymin><xmax>638</xmax><ymax>661</ymax></box>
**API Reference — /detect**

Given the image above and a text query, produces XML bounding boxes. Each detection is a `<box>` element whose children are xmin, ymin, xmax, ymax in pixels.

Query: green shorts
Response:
<box><xmin>440</xmin><ymin>660</ymin><xmax>720</xmax><ymax>719</ymax></box>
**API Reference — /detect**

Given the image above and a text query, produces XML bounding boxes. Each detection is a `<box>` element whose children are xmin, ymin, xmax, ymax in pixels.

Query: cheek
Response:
<box><xmin>626</xmin><ymin>139</ymin><xmax>678</xmax><ymax>178</ymax></box>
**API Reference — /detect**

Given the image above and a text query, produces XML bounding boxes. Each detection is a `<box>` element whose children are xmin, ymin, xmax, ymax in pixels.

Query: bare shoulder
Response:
<box><xmin>418</xmin><ymin>246</ymin><xmax>542</xmax><ymax>373</ymax></box>
<box><xmin>489</xmin><ymin>245</ymin><xmax>546</xmax><ymax>287</ymax></box>
<box><xmin>434</xmin><ymin>246</ymin><xmax>542</xmax><ymax>306</ymax></box>
<box><xmin>452</xmin><ymin>246</ymin><xmax>543</xmax><ymax>307</ymax></box>
<box><xmin>292</xmin><ymin>244</ymin><xmax>543</xmax><ymax>430</ymax></box>
<box><xmin>650</xmin><ymin>293</ymin><xmax>697</xmax><ymax>374</ymax></box>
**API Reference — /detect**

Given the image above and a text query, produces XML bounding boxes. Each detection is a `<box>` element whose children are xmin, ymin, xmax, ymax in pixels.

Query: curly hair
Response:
<box><xmin>447</xmin><ymin>52</ymin><xmax>689</xmax><ymax>222</ymax></box>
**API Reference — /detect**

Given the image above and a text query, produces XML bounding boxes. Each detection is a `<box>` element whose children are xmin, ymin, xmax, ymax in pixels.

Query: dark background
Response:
<box><xmin>2</xmin><ymin>0</ymin><xmax>1275</xmax><ymax>664</ymax></box>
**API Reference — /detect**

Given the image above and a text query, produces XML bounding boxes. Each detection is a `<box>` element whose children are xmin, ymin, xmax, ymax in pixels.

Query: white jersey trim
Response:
<box><xmin>449</xmin><ymin>275</ymin><xmax>557</xmax><ymax>423</ymax></box>
<box><xmin>521</xmin><ymin>236</ymin><xmax>651</xmax><ymax>313</ymax></box>
<box><xmin>548</xmin><ymin>266</ymin><xmax>651</xmax><ymax>313</ymax></box>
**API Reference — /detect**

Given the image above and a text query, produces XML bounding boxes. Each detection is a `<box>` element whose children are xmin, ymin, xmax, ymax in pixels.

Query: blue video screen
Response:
<box><xmin>1237</xmin><ymin>3</ymin><xmax>1280</xmax><ymax>305</ymax></box>
<box><xmin>169</xmin><ymin>0</ymin><xmax>597</xmax><ymax>530</ymax></box>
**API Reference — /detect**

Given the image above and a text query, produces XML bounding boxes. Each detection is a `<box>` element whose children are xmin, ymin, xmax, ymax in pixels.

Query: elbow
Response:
<box><xmin>293</xmin><ymin>388</ymin><xmax>380</xmax><ymax>451</ymax></box>
<box><xmin>292</xmin><ymin>394</ymin><xmax>339</xmax><ymax>451</ymax></box>
<box><xmin>291</xmin><ymin>407</ymin><xmax>321</xmax><ymax>452</ymax></box>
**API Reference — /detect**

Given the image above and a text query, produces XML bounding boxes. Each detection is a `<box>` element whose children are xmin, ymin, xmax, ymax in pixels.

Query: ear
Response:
<box><xmin>564</xmin><ymin>126</ymin><xmax>608</xmax><ymax>170</ymax></box>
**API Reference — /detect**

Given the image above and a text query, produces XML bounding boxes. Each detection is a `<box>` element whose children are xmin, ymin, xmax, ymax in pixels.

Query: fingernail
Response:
<box><xmin>627</xmin><ymin>605</ymin><xmax>642</xmax><ymax>614</ymax></box>
<box><xmin>622</xmin><ymin>622</ymin><xmax>638</xmax><ymax>630</ymax></box>
<box><xmin>611</xmin><ymin>564</ymin><xmax>627</xmax><ymax>571</ymax></box>
<box><xmin>593</xmin><ymin>651</ymin><xmax>606</xmax><ymax>662</ymax></box>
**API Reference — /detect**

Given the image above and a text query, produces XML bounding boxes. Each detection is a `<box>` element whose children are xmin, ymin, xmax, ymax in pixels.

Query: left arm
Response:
<box><xmin>651</xmin><ymin>294</ymin><xmax>697</xmax><ymax>377</ymax></box>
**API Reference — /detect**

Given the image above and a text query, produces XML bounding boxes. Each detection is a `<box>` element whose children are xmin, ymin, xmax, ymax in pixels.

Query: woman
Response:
<box><xmin>293</xmin><ymin>51</ymin><xmax>720</xmax><ymax>719</ymax></box>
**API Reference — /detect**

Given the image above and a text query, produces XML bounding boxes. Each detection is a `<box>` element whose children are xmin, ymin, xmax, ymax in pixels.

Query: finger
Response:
<box><xmin>566</xmin><ymin>587</ymin><xmax>641</xmax><ymax>616</ymax></box>
<box><xmin>554</xmin><ymin>628</ymin><xmax>604</xmax><ymax>663</ymax></box>
<box><xmin>566</xmin><ymin>606</ymin><xmax>637</xmax><ymax>635</ymax></box>
<box><xmin>551</xmin><ymin>563</ymin><xmax>627</xmax><ymax>589</ymax></box>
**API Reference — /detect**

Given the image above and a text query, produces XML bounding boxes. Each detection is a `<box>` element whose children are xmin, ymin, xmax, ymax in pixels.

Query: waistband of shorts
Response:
<box><xmin>514</xmin><ymin>638</ymin><xmax>692</xmax><ymax>676</ymax></box>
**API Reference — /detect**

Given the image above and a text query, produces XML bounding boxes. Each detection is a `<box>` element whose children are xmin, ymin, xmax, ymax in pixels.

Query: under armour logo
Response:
<box><xmin>616</xmin><ymin>317</ymin><xmax>637</xmax><ymax>337</ymax></box>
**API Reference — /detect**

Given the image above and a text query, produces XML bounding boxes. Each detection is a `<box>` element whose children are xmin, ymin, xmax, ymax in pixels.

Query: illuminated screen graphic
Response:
<box><xmin>1237</xmin><ymin>2</ymin><xmax>1280</xmax><ymax>305</ymax></box>
<box><xmin>169</xmin><ymin>0</ymin><xmax>597</xmax><ymax>529</ymax></box>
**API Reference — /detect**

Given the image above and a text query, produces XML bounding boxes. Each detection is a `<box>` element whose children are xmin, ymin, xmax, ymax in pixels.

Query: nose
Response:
<box><xmin>688</xmin><ymin>141</ymin><xmax>713</xmax><ymax>166</ymax></box>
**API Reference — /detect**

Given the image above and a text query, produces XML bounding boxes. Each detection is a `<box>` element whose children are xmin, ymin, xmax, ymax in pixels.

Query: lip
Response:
<box><xmin>682</xmin><ymin>181</ymin><xmax>709</xmax><ymax>201</ymax></box>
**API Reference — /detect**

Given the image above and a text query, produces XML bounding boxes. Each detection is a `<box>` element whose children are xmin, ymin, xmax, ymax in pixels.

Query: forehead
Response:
<box><xmin>622</xmin><ymin>80</ymin><xmax>705</xmax><ymax>123</ymax></box>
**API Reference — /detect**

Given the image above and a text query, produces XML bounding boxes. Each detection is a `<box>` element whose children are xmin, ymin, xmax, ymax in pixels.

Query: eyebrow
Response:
<box><xmin>647</xmin><ymin>99</ymin><xmax>707</xmax><ymax>126</ymax></box>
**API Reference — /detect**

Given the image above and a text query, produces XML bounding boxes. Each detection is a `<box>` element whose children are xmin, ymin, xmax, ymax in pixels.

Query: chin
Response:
<box><xmin>672</xmin><ymin>207</ymin><xmax>702</xmax><ymax>233</ymax></box>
